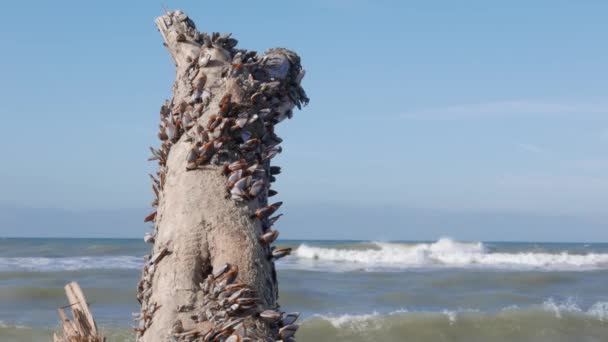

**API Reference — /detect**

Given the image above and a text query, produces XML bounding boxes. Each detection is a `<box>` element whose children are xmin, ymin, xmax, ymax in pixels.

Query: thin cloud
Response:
<box><xmin>516</xmin><ymin>143</ymin><xmax>547</xmax><ymax>154</ymax></box>
<box><xmin>401</xmin><ymin>100</ymin><xmax>608</xmax><ymax>120</ymax></box>
<box><xmin>568</xmin><ymin>158</ymin><xmax>608</xmax><ymax>172</ymax></box>
<box><xmin>317</xmin><ymin>0</ymin><xmax>373</xmax><ymax>9</ymax></box>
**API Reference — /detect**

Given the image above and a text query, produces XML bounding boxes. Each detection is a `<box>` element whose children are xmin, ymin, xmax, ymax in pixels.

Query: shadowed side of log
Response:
<box><xmin>54</xmin><ymin>282</ymin><xmax>105</xmax><ymax>342</ymax></box>
<box><xmin>137</xmin><ymin>10</ymin><xmax>308</xmax><ymax>342</ymax></box>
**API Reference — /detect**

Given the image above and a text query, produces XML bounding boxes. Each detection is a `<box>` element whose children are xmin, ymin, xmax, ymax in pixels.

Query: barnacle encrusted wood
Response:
<box><xmin>137</xmin><ymin>10</ymin><xmax>308</xmax><ymax>342</ymax></box>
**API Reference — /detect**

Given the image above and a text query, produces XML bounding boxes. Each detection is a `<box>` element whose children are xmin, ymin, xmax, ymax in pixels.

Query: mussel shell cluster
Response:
<box><xmin>169</xmin><ymin>263</ymin><xmax>299</xmax><ymax>342</ymax></box>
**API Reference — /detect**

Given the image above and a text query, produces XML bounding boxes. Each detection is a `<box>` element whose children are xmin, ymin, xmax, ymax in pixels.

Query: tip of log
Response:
<box><xmin>54</xmin><ymin>282</ymin><xmax>105</xmax><ymax>342</ymax></box>
<box><xmin>154</xmin><ymin>9</ymin><xmax>202</xmax><ymax>68</ymax></box>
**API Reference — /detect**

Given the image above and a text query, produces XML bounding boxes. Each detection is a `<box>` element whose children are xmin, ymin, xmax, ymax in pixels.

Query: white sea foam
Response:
<box><xmin>0</xmin><ymin>256</ymin><xmax>143</xmax><ymax>272</ymax></box>
<box><xmin>442</xmin><ymin>310</ymin><xmax>457</xmax><ymax>325</ymax></box>
<box><xmin>542</xmin><ymin>298</ymin><xmax>608</xmax><ymax>321</ymax></box>
<box><xmin>312</xmin><ymin>308</ymin><xmax>479</xmax><ymax>329</ymax></box>
<box><xmin>0</xmin><ymin>321</ymin><xmax>30</xmax><ymax>329</ymax></box>
<box><xmin>3</xmin><ymin>238</ymin><xmax>607</xmax><ymax>272</ymax></box>
<box><xmin>588</xmin><ymin>302</ymin><xmax>608</xmax><ymax>321</ymax></box>
<box><xmin>310</xmin><ymin>300</ymin><xmax>608</xmax><ymax>328</ymax></box>
<box><xmin>542</xmin><ymin>297</ymin><xmax>582</xmax><ymax>319</ymax></box>
<box><xmin>314</xmin><ymin>312</ymin><xmax>383</xmax><ymax>332</ymax></box>
<box><xmin>290</xmin><ymin>238</ymin><xmax>608</xmax><ymax>271</ymax></box>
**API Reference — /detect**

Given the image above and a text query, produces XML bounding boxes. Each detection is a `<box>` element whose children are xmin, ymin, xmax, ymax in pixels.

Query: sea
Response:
<box><xmin>0</xmin><ymin>237</ymin><xmax>607</xmax><ymax>342</ymax></box>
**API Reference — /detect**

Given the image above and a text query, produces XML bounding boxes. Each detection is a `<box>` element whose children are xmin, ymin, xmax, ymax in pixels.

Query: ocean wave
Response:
<box><xmin>313</xmin><ymin>300</ymin><xmax>608</xmax><ymax>326</ymax></box>
<box><xmin>542</xmin><ymin>298</ymin><xmax>608</xmax><ymax>321</ymax></box>
<box><xmin>0</xmin><ymin>324</ymin><xmax>135</xmax><ymax>342</ymax></box>
<box><xmin>311</xmin><ymin>309</ymin><xmax>472</xmax><ymax>330</ymax></box>
<box><xmin>3</xmin><ymin>238</ymin><xmax>608</xmax><ymax>273</ymax></box>
<box><xmin>0</xmin><ymin>256</ymin><xmax>143</xmax><ymax>272</ymax></box>
<box><xmin>296</xmin><ymin>302</ymin><xmax>608</xmax><ymax>342</ymax></box>
<box><xmin>0</xmin><ymin>321</ymin><xmax>30</xmax><ymax>329</ymax></box>
<box><xmin>1</xmin><ymin>302</ymin><xmax>606</xmax><ymax>342</ymax></box>
<box><xmin>289</xmin><ymin>238</ymin><xmax>608</xmax><ymax>271</ymax></box>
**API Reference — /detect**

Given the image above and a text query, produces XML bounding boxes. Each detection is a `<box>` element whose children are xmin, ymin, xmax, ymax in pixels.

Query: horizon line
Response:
<box><xmin>1</xmin><ymin>236</ymin><xmax>606</xmax><ymax>244</ymax></box>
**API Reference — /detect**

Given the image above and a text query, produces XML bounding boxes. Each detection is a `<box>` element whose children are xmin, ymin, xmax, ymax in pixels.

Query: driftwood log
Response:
<box><xmin>54</xmin><ymin>282</ymin><xmax>104</xmax><ymax>342</ymax></box>
<box><xmin>136</xmin><ymin>10</ymin><xmax>308</xmax><ymax>342</ymax></box>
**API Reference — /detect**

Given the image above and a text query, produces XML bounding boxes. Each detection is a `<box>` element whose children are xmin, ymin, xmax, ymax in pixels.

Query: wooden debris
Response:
<box><xmin>54</xmin><ymin>282</ymin><xmax>105</xmax><ymax>342</ymax></box>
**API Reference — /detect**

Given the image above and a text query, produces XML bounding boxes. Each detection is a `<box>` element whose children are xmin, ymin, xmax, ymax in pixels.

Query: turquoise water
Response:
<box><xmin>0</xmin><ymin>238</ymin><xmax>607</xmax><ymax>341</ymax></box>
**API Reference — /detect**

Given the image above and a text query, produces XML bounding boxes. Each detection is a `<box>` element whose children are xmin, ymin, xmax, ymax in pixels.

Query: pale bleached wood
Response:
<box><xmin>66</xmin><ymin>282</ymin><xmax>98</xmax><ymax>336</ymax></box>
<box><xmin>54</xmin><ymin>282</ymin><xmax>104</xmax><ymax>342</ymax></box>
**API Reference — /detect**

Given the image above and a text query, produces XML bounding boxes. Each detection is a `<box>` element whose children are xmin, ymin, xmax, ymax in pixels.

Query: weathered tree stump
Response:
<box><xmin>136</xmin><ymin>10</ymin><xmax>308</xmax><ymax>342</ymax></box>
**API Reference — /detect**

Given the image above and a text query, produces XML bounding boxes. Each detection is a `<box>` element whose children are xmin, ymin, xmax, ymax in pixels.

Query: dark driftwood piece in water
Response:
<box><xmin>136</xmin><ymin>10</ymin><xmax>308</xmax><ymax>342</ymax></box>
<box><xmin>54</xmin><ymin>282</ymin><xmax>105</xmax><ymax>342</ymax></box>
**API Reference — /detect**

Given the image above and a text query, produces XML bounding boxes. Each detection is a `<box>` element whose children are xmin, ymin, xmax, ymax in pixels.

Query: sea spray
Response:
<box><xmin>3</xmin><ymin>238</ymin><xmax>608</xmax><ymax>272</ymax></box>
<box><xmin>292</xmin><ymin>238</ymin><xmax>608</xmax><ymax>271</ymax></box>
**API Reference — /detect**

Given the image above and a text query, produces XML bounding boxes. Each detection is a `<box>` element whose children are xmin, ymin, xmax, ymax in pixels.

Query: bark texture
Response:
<box><xmin>137</xmin><ymin>10</ymin><xmax>308</xmax><ymax>342</ymax></box>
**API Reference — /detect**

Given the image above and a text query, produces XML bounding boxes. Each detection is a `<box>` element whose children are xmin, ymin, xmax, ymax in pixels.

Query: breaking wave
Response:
<box><xmin>1</xmin><ymin>298</ymin><xmax>607</xmax><ymax>341</ymax></box>
<box><xmin>312</xmin><ymin>302</ymin><xmax>608</xmax><ymax>329</ymax></box>
<box><xmin>313</xmin><ymin>299</ymin><xmax>608</xmax><ymax>325</ymax></box>
<box><xmin>295</xmin><ymin>301</ymin><xmax>608</xmax><ymax>342</ymax></box>
<box><xmin>1</xmin><ymin>302</ymin><xmax>607</xmax><ymax>342</ymax></box>
<box><xmin>542</xmin><ymin>298</ymin><xmax>608</xmax><ymax>321</ymax></box>
<box><xmin>0</xmin><ymin>256</ymin><xmax>143</xmax><ymax>272</ymax></box>
<box><xmin>2</xmin><ymin>238</ymin><xmax>608</xmax><ymax>272</ymax></box>
<box><xmin>291</xmin><ymin>238</ymin><xmax>608</xmax><ymax>271</ymax></box>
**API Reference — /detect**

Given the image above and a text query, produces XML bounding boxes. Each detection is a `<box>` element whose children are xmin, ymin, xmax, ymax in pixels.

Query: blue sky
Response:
<box><xmin>0</xmin><ymin>1</ymin><xmax>607</xmax><ymax>240</ymax></box>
